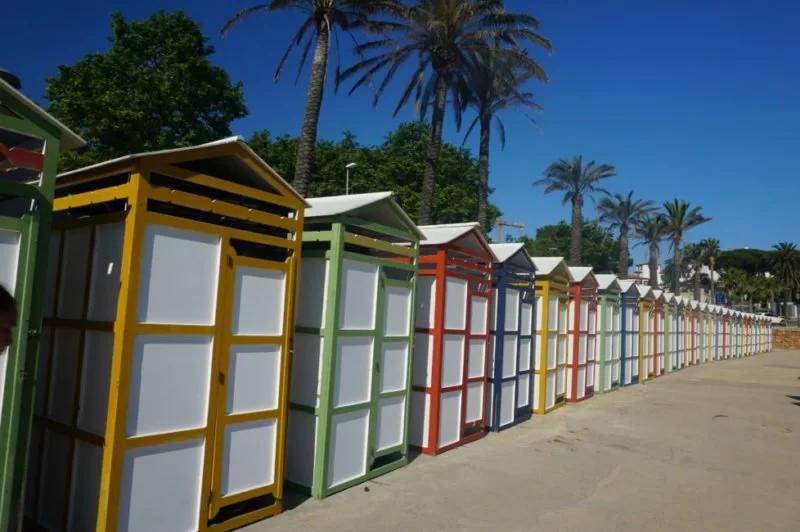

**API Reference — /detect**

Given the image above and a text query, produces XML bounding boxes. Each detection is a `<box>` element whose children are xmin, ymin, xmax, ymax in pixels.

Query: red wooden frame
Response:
<box><xmin>413</xmin><ymin>237</ymin><xmax>493</xmax><ymax>456</ymax></box>
<box><xmin>567</xmin><ymin>272</ymin><xmax>598</xmax><ymax>403</ymax></box>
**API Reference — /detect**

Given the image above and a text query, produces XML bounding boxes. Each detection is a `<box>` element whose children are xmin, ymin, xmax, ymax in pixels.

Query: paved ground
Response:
<box><xmin>249</xmin><ymin>350</ymin><xmax>800</xmax><ymax>531</ymax></box>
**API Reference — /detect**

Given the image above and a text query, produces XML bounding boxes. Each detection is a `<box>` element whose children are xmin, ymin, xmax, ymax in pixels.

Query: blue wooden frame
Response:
<box><xmin>488</xmin><ymin>247</ymin><xmax>536</xmax><ymax>432</ymax></box>
<box><xmin>619</xmin><ymin>288</ymin><xmax>640</xmax><ymax>387</ymax></box>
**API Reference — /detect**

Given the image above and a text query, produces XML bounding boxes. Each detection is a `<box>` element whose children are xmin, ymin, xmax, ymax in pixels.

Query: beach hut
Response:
<box><xmin>639</xmin><ymin>286</ymin><xmax>656</xmax><ymax>381</ymax></box>
<box><xmin>25</xmin><ymin>138</ymin><xmax>306</xmax><ymax>531</ymax></box>
<box><xmin>701</xmin><ymin>303</ymin><xmax>713</xmax><ymax>363</ymax></box>
<box><xmin>652</xmin><ymin>290</ymin><xmax>665</xmax><ymax>377</ymax></box>
<box><xmin>735</xmin><ymin>312</ymin><xmax>743</xmax><ymax>358</ymax></box>
<box><xmin>410</xmin><ymin>223</ymin><xmax>494</xmax><ymax>455</ymax></box>
<box><xmin>712</xmin><ymin>305</ymin><xmax>722</xmax><ymax>361</ymax></box>
<box><xmin>688</xmin><ymin>300</ymin><xmax>699</xmax><ymax>366</ymax></box>
<box><xmin>0</xmin><ymin>75</ymin><xmax>84</xmax><ymax>531</ymax></box>
<box><xmin>531</xmin><ymin>258</ymin><xmax>572</xmax><ymax>413</ymax></box>
<box><xmin>618</xmin><ymin>280</ymin><xmax>640</xmax><ymax>386</ymax></box>
<box><xmin>486</xmin><ymin>243</ymin><xmax>536</xmax><ymax>432</ymax></box>
<box><xmin>285</xmin><ymin>192</ymin><xmax>421</xmax><ymax>498</ymax></box>
<box><xmin>594</xmin><ymin>275</ymin><xmax>621</xmax><ymax>394</ymax></box>
<box><xmin>767</xmin><ymin>316</ymin><xmax>773</xmax><ymax>351</ymax></box>
<box><xmin>567</xmin><ymin>267</ymin><xmax>598</xmax><ymax>403</ymax></box>
<box><xmin>675</xmin><ymin>298</ymin><xmax>687</xmax><ymax>369</ymax></box>
<box><xmin>663</xmin><ymin>293</ymin><xmax>678</xmax><ymax>372</ymax></box>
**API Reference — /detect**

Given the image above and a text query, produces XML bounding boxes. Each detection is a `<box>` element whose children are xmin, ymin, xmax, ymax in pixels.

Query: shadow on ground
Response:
<box><xmin>787</xmin><ymin>394</ymin><xmax>800</xmax><ymax>407</ymax></box>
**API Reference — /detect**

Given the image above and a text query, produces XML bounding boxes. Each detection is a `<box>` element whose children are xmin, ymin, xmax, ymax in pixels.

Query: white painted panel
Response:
<box><xmin>0</xmin><ymin>231</ymin><xmax>19</xmax><ymax>299</ymax></box>
<box><xmin>579</xmin><ymin>335</ymin><xmax>587</xmax><ymax>365</ymax></box>
<box><xmin>57</xmin><ymin>227</ymin><xmax>91</xmax><ymax>319</ymax></box>
<box><xmin>137</xmin><ymin>224</ymin><xmax>220</xmax><ymax>325</ymax></box>
<box><xmin>557</xmin><ymin>335</ymin><xmax>567</xmax><ymax>365</ymax></box>
<box><xmin>412</xmin><ymin>333</ymin><xmax>433</xmax><ymax>388</ymax></box>
<box><xmin>500</xmin><ymin>380</ymin><xmax>515</xmax><ymax>426</ymax></box>
<box><xmin>376</xmin><ymin>395</ymin><xmax>405</xmax><ymax>451</ymax></box>
<box><xmin>43</xmin><ymin>231</ymin><xmax>60</xmax><ymax>317</ymax></box>
<box><xmin>118</xmin><ymin>439</ymin><xmax>204</xmax><ymax>532</ymax></box>
<box><xmin>465</xmin><ymin>382</ymin><xmax>483</xmax><ymax>423</ymax></box>
<box><xmin>589</xmin><ymin>310</ymin><xmax>597</xmax><ymax>334</ymax></box>
<box><xmin>78</xmin><ymin>331</ymin><xmax>113</xmax><ymax>436</ymax></box>
<box><xmin>333</xmin><ymin>336</ymin><xmax>373</xmax><ymax>408</ymax></box>
<box><xmin>339</xmin><ymin>260</ymin><xmax>378</xmax><ymax>330</ymax></box>
<box><xmin>486</xmin><ymin>382</ymin><xmax>494</xmax><ymax>425</ymax></box>
<box><xmin>87</xmin><ymin>222</ymin><xmax>124</xmax><ymax>322</ymax></box>
<box><xmin>546</xmin><ymin>333</ymin><xmax>556</xmax><ymax>369</ymax></box>
<box><xmin>290</xmin><ymin>333</ymin><xmax>322</xmax><ymax>407</ymax></box>
<box><xmin>67</xmin><ymin>441</ymin><xmax>103</xmax><ymax>532</ymax></box>
<box><xmin>221</xmin><ymin>419</ymin><xmax>277</xmax><ymax>496</ymax></box>
<box><xmin>38</xmin><ymin>430</ymin><xmax>71</xmax><ymax>529</ymax></box>
<box><xmin>34</xmin><ymin>327</ymin><xmax>51</xmax><ymax>416</ymax></box>
<box><xmin>328</xmin><ymin>409</ymin><xmax>369</xmax><ymax>487</ymax></box>
<box><xmin>444</xmin><ymin>277</ymin><xmax>468</xmax><ymax>330</ymax></box>
<box><xmin>296</xmin><ymin>257</ymin><xmax>328</xmax><ymax>329</ymax></box>
<box><xmin>380</xmin><ymin>341</ymin><xmax>408</xmax><ymax>393</ymax></box>
<box><xmin>519</xmin><ymin>337</ymin><xmax>532</xmax><ymax>372</ymax></box>
<box><xmin>587</xmin><ymin>362</ymin><xmax>595</xmax><ymax>387</ymax></box>
<box><xmin>415</xmin><ymin>277</ymin><xmax>436</xmax><ymax>329</ymax></box>
<box><xmin>470</xmin><ymin>295</ymin><xmax>489</xmax><ymax>335</ymax></box>
<box><xmin>577</xmin><ymin>367</ymin><xmax>586</xmax><ymax>398</ymax></box>
<box><xmin>535</xmin><ymin>296</ymin><xmax>543</xmax><ymax>331</ymax></box>
<box><xmin>441</xmin><ymin>335</ymin><xmax>464</xmax><ymax>387</ymax></box>
<box><xmin>580</xmin><ymin>301</ymin><xmax>589</xmax><ymax>330</ymax></box>
<box><xmin>467</xmin><ymin>339</ymin><xmax>486</xmax><ymax>379</ymax></box>
<box><xmin>409</xmin><ymin>391</ymin><xmax>429</xmax><ymax>448</ymax></box>
<box><xmin>545</xmin><ymin>373</ymin><xmax>556</xmax><ymax>409</ymax></box>
<box><xmin>488</xmin><ymin>334</ymin><xmax>496</xmax><ymax>377</ymax></box>
<box><xmin>285</xmin><ymin>410</ymin><xmax>317</xmax><ymax>487</ymax></box>
<box><xmin>520</xmin><ymin>302</ymin><xmax>533</xmax><ymax>336</ymax></box>
<box><xmin>534</xmin><ymin>334</ymin><xmax>543</xmax><ymax>371</ymax></box>
<box><xmin>383</xmin><ymin>285</ymin><xmax>412</xmax><ymax>336</ymax></box>
<box><xmin>227</xmin><ymin>344</ymin><xmax>281</xmax><ymax>414</ymax></box>
<box><xmin>533</xmin><ymin>377</ymin><xmax>540</xmax><ymax>411</ymax></box>
<box><xmin>503</xmin><ymin>289</ymin><xmax>520</xmax><ymax>332</ymax></box>
<box><xmin>568</xmin><ymin>333</ymin><xmax>575</xmax><ymax>365</ymax></box>
<box><xmin>517</xmin><ymin>374</ymin><xmax>530</xmax><ymax>408</ymax></box>
<box><xmin>566</xmin><ymin>367</ymin><xmax>573</xmax><ymax>399</ymax></box>
<box><xmin>547</xmin><ymin>297</ymin><xmax>558</xmax><ymax>330</ymax></box>
<box><xmin>557</xmin><ymin>366</ymin><xmax>566</xmax><ymax>394</ymax></box>
<box><xmin>559</xmin><ymin>305</ymin><xmax>568</xmax><ymax>334</ymax></box>
<box><xmin>232</xmin><ymin>267</ymin><xmax>286</xmax><ymax>336</ymax></box>
<box><xmin>438</xmin><ymin>391</ymin><xmax>462</xmax><ymax>448</ymax></box>
<box><xmin>502</xmin><ymin>335</ymin><xmax>517</xmax><ymax>378</ymax></box>
<box><xmin>47</xmin><ymin>328</ymin><xmax>81</xmax><ymax>425</ymax></box>
<box><xmin>127</xmin><ymin>335</ymin><xmax>212</xmax><ymax>437</ymax></box>
<box><xmin>568</xmin><ymin>300</ymin><xmax>575</xmax><ymax>333</ymax></box>
<box><xmin>490</xmin><ymin>288</ymin><xmax>498</xmax><ymax>331</ymax></box>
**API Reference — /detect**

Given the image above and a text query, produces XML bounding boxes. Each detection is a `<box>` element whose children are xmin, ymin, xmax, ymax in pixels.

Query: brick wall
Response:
<box><xmin>774</xmin><ymin>328</ymin><xmax>800</xmax><ymax>350</ymax></box>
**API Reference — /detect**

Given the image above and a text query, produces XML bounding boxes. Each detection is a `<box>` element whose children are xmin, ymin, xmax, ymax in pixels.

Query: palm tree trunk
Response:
<box><xmin>710</xmin><ymin>257</ymin><xmax>716</xmax><ymax>300</ymax></box>
<box><xmin>419</xmin><ymin>75</ymin><xmax>448</xmax><ymax>225</ymax></box>
<box><xmin>648</xmin><ymin>243</ymin><xmax>658</xmax><ymax>289</ymax></box>
<box><xmin>693</xmin><ymin>267</ymin><xmax>701</xmax><ymax>300</ymax></box>
<box><xmin>292</xmin><ymin>23</ymin><xmax>330</xmax><ymax>197</ymax></box>
<box><xmin>618</xmin><ymin>229</ymin><xmax>629</xmax><ymax>278</ymax></box>
<box><xmin>477</xmin><ymin>108</ymin><xmax>491</xmax><ymax>235</ymax></box>
<box><xmin>672</xmin><ymin>244</ymin><xmax>682</xmax><ymax>295</ymax></box>
<box><xmin>569</xmin><ymin>197</ymin><xmax>582</xmax><ymax>265</ymax></box>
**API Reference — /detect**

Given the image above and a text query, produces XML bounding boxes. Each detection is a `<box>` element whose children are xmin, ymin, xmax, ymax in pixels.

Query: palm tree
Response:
<box><xmin>699</xmin><ymin>237</ymin><xmax>721</xmax><ymax>299</ymax></box>
<box><xmin>596</xmin><ymin>191</ymin><xmax>656</xmax><ymax>278</ymax></box>
<box><xmin>339</xmin><ymin>0</ymin><xmax>552</xmax><ymax>224</ymax></box>
<box><xmin>771</xmin><ymin>242</ymin><xmax>800</xmax><ymax>312</ymax></box>
<box><xmin>720</xmin><ymin>267</ymin><xmax>747</xmax><ymax>306</ymax></box>
<box><xmin>684</xmin><ymin>243</ymin><xmax>704</xmax><ymax>300</ymax></box>
<box><xmin>459</xmin><ymin>46</ymin><xmax>547</xmax><ymax>233</ymax></box>
<box><xmin>635</xmin><ymin>214</ymin><xmax>667</xmax><ymax>289</ymax></box>
<box><xmin>662</xmin><ymin>199</ymin><xmax>711</xmax><ymax>294</ymax></box>
<box><xmin>221</xmin><ymin>0</ymin><xmax>395</xmax><ymax>196</ymax></box>
<box><xmin>534</xmin><ymin>156</ymin><xmax>616</xmax><ymax>265</ymax></box>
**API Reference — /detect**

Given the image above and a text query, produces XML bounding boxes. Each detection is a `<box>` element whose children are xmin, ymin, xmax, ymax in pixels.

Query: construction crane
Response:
<box><xmin>495</xmin><ymin>218</ymin><xmax>525</xmax><ymax>243</ymax></box>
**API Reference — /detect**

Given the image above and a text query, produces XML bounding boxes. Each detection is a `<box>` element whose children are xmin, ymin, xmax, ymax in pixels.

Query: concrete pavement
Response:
<box><xmin>248</xmin><ymin>350</ymin><xmax>800</xmax><ymax>531</ymax></box>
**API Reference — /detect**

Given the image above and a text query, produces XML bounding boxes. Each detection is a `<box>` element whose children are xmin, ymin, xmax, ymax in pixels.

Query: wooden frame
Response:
<box><xmin>638</xmin><ymin>287</ymin><xmax>655</xmax><ymax>382</ymax></box>
<box><xmin>567</xmin><ymin>267</ymin><xmax>598</xmax><ymax>403</ymax></box>
<box><xmin>594</xmin><ymin>275</ymin><xmax>621</xmax><ymax>394</ymax></box>
<box><xmin>651</xmin><ymin>290</ymin><xmax>665</xmax><ymax>377</ymax></box>
<box><xmin>25</xmin><ymin>138</ymin><xmax>305</xmax><ymax>532</ymax></box>
<box><xmin>618</xmin><ymin>281</ymin><xmax>641</xmax><ymax>387</ymax></box>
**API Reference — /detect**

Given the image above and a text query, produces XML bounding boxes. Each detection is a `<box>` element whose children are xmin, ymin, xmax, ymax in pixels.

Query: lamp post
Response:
<box><xmin>345</xmin><ymin>162</ymin><xmax>357</xmax><ymax>195</ymax></box>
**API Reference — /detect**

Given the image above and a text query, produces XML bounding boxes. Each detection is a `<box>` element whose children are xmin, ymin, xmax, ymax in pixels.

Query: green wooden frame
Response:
<box><xmin>0</xmin><ymin>82</ymin><xmax>77</xmax><ymax>531</ymax></box>
<box><xmin>289</xmin><ymin>206</ymin><xmax>420</xmax><ymax>499</ymax></box>
<box><xmin>596</xmin><ymin>290</ymin><xmax>621</xmax><ymax>393</ymax></box>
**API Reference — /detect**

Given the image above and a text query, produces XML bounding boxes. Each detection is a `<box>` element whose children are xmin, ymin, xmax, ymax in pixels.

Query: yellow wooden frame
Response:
<box><xmin>533</xmin><ymin>276</ymin><xmax>570</xmax><ymax>415</ymax></box>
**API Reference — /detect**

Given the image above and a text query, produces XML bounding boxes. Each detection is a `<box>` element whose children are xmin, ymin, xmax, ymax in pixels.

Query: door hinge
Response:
<box><xmin>218</xmin><ymin>371</ymin><xmax>226</xmax><ymax>385</ymax></box>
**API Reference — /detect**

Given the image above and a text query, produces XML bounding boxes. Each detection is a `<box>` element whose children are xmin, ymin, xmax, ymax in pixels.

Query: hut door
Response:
<box><xmin>208</xmin><ymin>251</ymin><xmax>290</xmax><ymax>519</ymax></box>
<box><xmin>585</xmin><ymin>301</ymin><xmax>597</xmax><ymax>394</ymax></box>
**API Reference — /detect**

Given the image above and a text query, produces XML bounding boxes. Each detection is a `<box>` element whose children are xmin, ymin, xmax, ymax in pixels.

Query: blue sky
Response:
<box><xmin>3</xmin><ymin>0</ymin><xmax>798</xmax><ymax>263</ymax></box>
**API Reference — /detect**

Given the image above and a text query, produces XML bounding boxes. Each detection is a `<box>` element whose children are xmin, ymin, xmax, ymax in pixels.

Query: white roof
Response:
<box><xmin>418</xmin><ymin>223</ymin><xmax>495</xmax><ymax>259</ymax></box>
<box><xmin>663</xmin><ymin>293</ymin><xmax>676</xmax><ymax>303</ymax></box>
<box><xmin>595</xmin><ymin>274</ymin><xmax>621</xmax><ymax>292</ymax></box>
<box><xmin>700</xmin><ymin>302</ymin><xmax>708</xmax><ymax>311</ymax></box>
<box><xmin>568</xmin><ymin>266</ymin><xmax>593</xmax><ymax>283</ymax></box>
<box><xmin>305</xmin><ymin>191</ymin><xmax>423</xmax><ymax>240</ymax></box>
<box><xmin>634</xmin><ymin>284</ymin><xmax>652</xmax><ymax>298</ymax></box>
<box><xmin>617</xmin><ymin>279</ymin><xmax>636</xmax><ymax>293</ymax></box>
<box><xmin>530</xmin><ymin>257</ymin><xmax>572</xmax><ymax>279</ymax></box>
<box><xmin>58</xmin><ymin>136</ymin><xmax>307</xmax><ymax>204</ymax></box>
<box><xmin>489</xmin><ymin>243</ymin><xmax>534</xmax><ymax>271</ymax></box>
<box><xmin>1</xmin><ymin>77</ymin><xmax>85</xmax><ymax>151</ymax></box>
<box><xmin>652</xmin><ymin>289</ymin><xmax>663</xmax><ymax>300</ymax></box>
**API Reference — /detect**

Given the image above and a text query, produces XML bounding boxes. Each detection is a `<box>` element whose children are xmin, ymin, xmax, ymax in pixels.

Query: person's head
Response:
<box><xmin>0</xmin><ymin>285</ymin><xmax>16</xmax><ymax>352</ymax></box>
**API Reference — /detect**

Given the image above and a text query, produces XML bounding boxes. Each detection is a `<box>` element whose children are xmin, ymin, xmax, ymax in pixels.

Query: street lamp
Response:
<box><xmin>345</xmin><ymin>162</ymin><xmax>357</xmax><ymax>195</ymax></box>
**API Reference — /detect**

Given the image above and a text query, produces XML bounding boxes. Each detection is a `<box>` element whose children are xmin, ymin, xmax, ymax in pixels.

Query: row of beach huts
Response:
<box><xmin>0</xmin><ymin>77</ymin><xmax>775</xmax><ymax>532</ymax></box>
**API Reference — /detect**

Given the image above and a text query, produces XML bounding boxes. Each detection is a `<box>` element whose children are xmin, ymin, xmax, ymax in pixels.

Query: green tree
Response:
<box><xmin>247</xmin><ymin>121</ymin><xmax>502</xmax><ymax>227</ymax></box>
<box><xmin>699</xmin><ymin>238</ymin><xmax>721</xmax><ymax>297</ymax></box>
<box><xmin>46</xmin><ymin>10</ymin><xmax>247</xmax><ymax>170</ymax></box>
<box><xmin>515</xmin><ymin>220</ymin><xmax>625</xmax><ymax>273</ymax></box>
<box><xmin>684</xmin><ymin>243</ymin><xmax>705</xmax><ymax>300</ymax></box>
<box><xmin>720</xmin><ymin>267</ymin><xmax>747</xmax><ymax>305</ymax></box>
<box><xmin>221</xmin><ymin>0</ymin><xmax>394</xmax><ymax>197</ymax></box>
<box><xmin>534</xmin><ymin>155</ymin><xmax>616</xmax><ymax>265</ymax></box>
<box><xmin>340</xmin><ymin>0</ymin><xmax>551</xmax><ymax>224</ymax></box>
<box><xmin>596</xmin><ymin>190</ymin><xmax>656</xmax><ymax>278</ymax></box>
<box><xmin>634</xmin><ymin>214</ymin><xmax>668</xmax><ymax>289</ymax></box>
<box><xmin>459</xmin><ymin>44</ymin><xmax>549</xmax><ymax>234</ymax></box>
<box><xmin>716</xmin><ymin>248</ymin><xmax>773</xmax><ymax>276</ymax></box>
<box><xmin>662</xmin><ymin>199</ymin><xmax>711</xmax><ymax>294</ymax></box>
<box><xmin>771</xmin><ymin>242</ymin><xmax>800</xmax><ymax>309</ymax></box>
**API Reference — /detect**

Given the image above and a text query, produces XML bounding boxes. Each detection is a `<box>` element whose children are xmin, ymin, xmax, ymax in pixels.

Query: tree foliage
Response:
<box><xmin>716</xmin><ymin>248</ymin><xmax>773</xmax><ymax>276</ymax></box>
<box><xmin>514</xmin><ymin>220</ymin><xmax>626</xmax><ymax>273</ymax></box>
<box><xmin>248</xmin><ymin>121</ymin><xmax>501</xmax><ymax>229</ymax></box>
<box><xmin>46</xmin><ymin>10</ymin><xmax>248</xmax><ymax>170</ymax></box>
